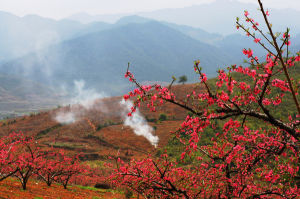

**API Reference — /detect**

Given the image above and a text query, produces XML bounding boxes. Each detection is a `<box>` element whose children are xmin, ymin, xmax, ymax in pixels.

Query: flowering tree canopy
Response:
<box><xmin>110</xmin><ymin>0</ymin><xmax>300</xmax><ymax>198</ymax></box>
<box><xmin>0</xmin><ymin>133</ymin><xmax>91</xmax><ymax>190</ymax></box>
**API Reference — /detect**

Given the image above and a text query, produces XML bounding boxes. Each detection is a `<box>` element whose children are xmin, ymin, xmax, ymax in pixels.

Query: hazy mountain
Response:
<box><xmin>0</xmin><ymin>21</ymin><xmax>236</xmax><ymax>96</ymax></box>
<box><xmin>72</xmin><ymin>21</ymin><xmax>112</xmax><ymax>37</ymax></box>
<box><xmin>292</xmin><ymin>33</ymin><xmax>300</xmax><ymax>49</ymax></box>
<box><xmin>5</xmin><ymin>8</ymin><xmax>297</xmax><ymax>71</ymax></box>
<box><xmin>290</xmin><ymin>34</ymin><xmax>300</xmax><ymax>53</ymax></box>
<box><xmin>0</xmin><ymin>11</ymin><xmax>115</xmax><ymax>62</ymax></box>
<box><xmin>114</xmin><ymin>15</ymin><xmax>223</xmax><ymax>45</ymax></box>
<box><xmin>141</xmin><ymin>0</ymin><xmax>300</xmax><ymax>35</ymax></box>
<box><xmin>214</xmin><ymin>34</ymin><xmax>266</xmax><ymax>60</ymax></box>
<box><xmin>163</xmin><ymin>22</ymin><xmax>222</xmax><ymax>45</ymax></box>
<box><xmin>215</xmin><ymin>32</ymin><xmax>300</xmax><ymax>61</ymax></box>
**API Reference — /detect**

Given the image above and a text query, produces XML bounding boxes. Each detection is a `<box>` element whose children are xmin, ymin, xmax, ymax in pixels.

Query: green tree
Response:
<box><xmin>158</xmin><ymin>113</ymin><xmax>167</xmax><ymax>121</ymax></box>
<box><xmin>178</xmin><ymin>75</ymin><xmax>187</xmax><ymax>84</ymax></box>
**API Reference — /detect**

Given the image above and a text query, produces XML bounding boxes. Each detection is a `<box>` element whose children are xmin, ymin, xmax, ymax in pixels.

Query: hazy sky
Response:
<box><xmin>0</xmin><ymin>0</ymin><xmax>299</xmax><ymax>19</ymax></box>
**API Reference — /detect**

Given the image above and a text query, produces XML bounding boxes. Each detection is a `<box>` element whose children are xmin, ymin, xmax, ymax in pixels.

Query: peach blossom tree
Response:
<box><xmin>110</xmin><ymin>0</ymin><xmax>300</xmax><ymax>198</ymax></box>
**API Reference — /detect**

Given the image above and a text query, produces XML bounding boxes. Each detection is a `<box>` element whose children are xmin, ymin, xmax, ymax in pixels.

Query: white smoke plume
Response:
<box><xmin>120</xmin><ymin>99</ymin><xmax>159</xmax><ymax>147</ymax></box>
<box><xmin>54</xmin><ymin>80</ymin><xmax>107</xmax><ymax>124</ymax></box>
<box><xmin>54</xmin><ymin>81</ymin><xmax>159</xmax><ymax>148</ymax></box>
<box><xmin>55</xmin><ymin>111</ymin><xmax>76</xmax><ymax>124</ymax></box>
<box><xmin>70</xmin><ymin>80</ymin><xmax>106</xmax><ymax>109</ymax></box>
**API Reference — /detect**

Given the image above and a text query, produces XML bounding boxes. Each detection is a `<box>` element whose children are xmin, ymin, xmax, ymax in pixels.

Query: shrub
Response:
<box><xmin>94</xmin><ymin>183</ymin><xmax>111</xmax><ymax>189</ymax></box>
<box><xmin>158</xmin><ymin>113</ymin><xmax>167</xmax><ymax>121</ymax></box>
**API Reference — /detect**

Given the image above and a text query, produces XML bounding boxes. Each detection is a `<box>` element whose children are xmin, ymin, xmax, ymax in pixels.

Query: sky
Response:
<box><xmin>0</xmin><ymin>0</ymin><xmax>299</xmax><ymax>19</ymax></box>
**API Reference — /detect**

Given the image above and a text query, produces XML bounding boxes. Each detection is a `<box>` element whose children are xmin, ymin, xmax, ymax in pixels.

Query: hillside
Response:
<box><xmin>0</xmin><ymin>83</ymin><xmax>197</xmax><ymax>161</ymax></box>
<box><xmin>0</xmin><ymin>73</ymin><xmax>62</xmax><ymax>119</ymax></box>
<box><xmin>2</xmin><ymin>58</ymin><xmax>298</xmax><ymax>161</ymax></box>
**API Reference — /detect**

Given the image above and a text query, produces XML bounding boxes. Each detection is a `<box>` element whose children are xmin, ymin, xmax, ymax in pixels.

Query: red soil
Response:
<box><xmin>0</xmin><ymin>178</ymin><xmax>125</xmax><ymax>199</ymax></box>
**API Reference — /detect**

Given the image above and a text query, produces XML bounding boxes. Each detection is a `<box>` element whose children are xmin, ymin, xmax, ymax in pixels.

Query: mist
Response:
<box><xmin>54</xmin><ymin>80</ymin><xmax>107</xmax><ymax>124</ymax></box>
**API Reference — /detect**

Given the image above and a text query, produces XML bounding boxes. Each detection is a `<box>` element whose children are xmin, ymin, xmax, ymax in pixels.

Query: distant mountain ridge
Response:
<box><xmin>114</xmin><ymin>15</ymin><xmax>223</xmax><ymax>45</ymax></box>
<box><xmin>0</xmin><ymin>21</ymin><xmax>236</xmax><ymax>95</ymax></box>
<box><xmin>68</xmin><ymin>0</ymin><xmax>300</xmax><ymax>35</ymax></box>
<box><xmin>1</xmin><ymin>13</ymin><xmax>300</xmax><ymax>94</ymax></box>
<box><xmin>2</xmin><ymin>9</ymin><xmax>299</xmax><ymax>64</ymax></box>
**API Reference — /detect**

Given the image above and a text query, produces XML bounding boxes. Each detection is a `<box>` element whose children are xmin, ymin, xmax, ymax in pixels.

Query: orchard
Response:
<box><xmin>110</xmin><ymin>0</ymin><xmax>300</xmax><ymax>198</ymax></box>
<box><xmin>0</xmin><ymin>133</ymin><xmax>98</xmax><ymax>190</ymax></box>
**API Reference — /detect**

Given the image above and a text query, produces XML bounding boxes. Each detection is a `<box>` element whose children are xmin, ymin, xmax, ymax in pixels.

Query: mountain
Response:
<box><xmin>163</xmin><ymin>22</ymin><xmax>222</xmax><ymax>45</ymax></box>
<box><xmin>71</xmin><ymin>21</ymin><xmax>112</xmax><ymax>38</ymax></box>
<box><xmin>103</xmin><ymin>15</ymin><xmax>300</xmax><ymax>61</ymax></box>
<box><xmin>138</xmin><ymin>0</ymin><xmax>300</xmax><ymax>35</ymax></box>
<box><xmin>214</xmin><ymin>33</ymin><xmax>267</xmax><ymax>60</ymax></box>
<box><xmin>215</xmin><ymin>32</ymin><xmax>300</xmax><ymax>61</ymax></box>
<box><xmin>114</xmin><ymin>15</ymin><xmax>223</xmax><ymax>45</ymax></box>
<box><xmin>0</xmin><ymin>21</ymin><xmax>236</xmax><ymax>96</ymax></box>
<box><xmin>5</xmin><ymin>8</ymin><xmax>298</xmax><ymax>73</ymax></box>
<box><xmin>290</xmin><ymin>34</ymin><xmax>300</xmax><ymax>53</ymax></box>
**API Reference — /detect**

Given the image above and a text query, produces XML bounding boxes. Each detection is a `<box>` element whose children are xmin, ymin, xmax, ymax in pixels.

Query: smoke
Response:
<box><xmin>70</xmin><ymin>80</ymin><xmax>106</xmax><ymax>109</ymax></box>
<box><xmin>55</xmin><ymin>111</ymin><xmax>76</xmax><ymax>124</ymax></box>
<box><xmin>120</xmin><ymin>99</ymin><xmax>159</xmax><ymax>147</ymax></box>
<box><xmin>14</xmin><ymin>30</ymin><xmax>62</xmax><ymax>80</ymax></box>
<box><xmin>54</xmin><ymin>80</ymin><xmax>107</xmax><ymax>124</ymax></box>
<box><xmin>34</xmin><ymin>30</ymin><xmax>61</xmax><ymax>78</ymax></box>
<box><xmin>54</xmin><ymin>81</ymin><xmax>159</xmax><ymax>148</ymax></box>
